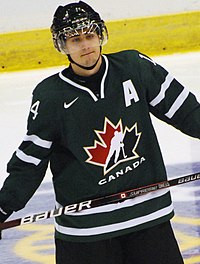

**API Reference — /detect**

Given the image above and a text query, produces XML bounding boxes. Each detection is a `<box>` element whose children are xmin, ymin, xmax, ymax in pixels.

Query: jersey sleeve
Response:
<box><xmin>138</xmin><ymin>52</ymin><xmax>200</xmax><ymax>139</ymax></box>
<box><xmin>0</xmin><ymin>81</ymin><xmax>58</xmax><ymax>213</ymax></box>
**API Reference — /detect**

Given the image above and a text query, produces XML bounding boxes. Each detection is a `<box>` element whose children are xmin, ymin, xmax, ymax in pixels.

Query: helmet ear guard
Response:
<box><xmin>50</xmin><ymin>1</ymin><xmax>108</xmax><ymax>54</ymax></box>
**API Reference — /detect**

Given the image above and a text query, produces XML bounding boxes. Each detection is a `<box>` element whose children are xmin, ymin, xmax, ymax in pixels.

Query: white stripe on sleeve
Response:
<box><xmin>16</xmin><ymin>149</ymin><xmax>41</xmax><ymax>166</ymax></box>
<box><xmin>23</xmin><ymin>134</ymin><xmax>52</xmax><ymax>149</ymax></box>
<box><xmin>150</xmin><ymin>73</ymin><xmax>174</xmax><ymax>106</ymax></box>
<box><xmin>165</xmin><ymin>88</ymin><xmax>189</xmax><ymax>119</ymax></box>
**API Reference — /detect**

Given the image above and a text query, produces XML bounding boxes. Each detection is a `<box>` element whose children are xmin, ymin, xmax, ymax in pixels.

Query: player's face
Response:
<box><xmin>66</xmin><ymin>32</ymin><xmax>101</xmax><ymax>71</ymax></box>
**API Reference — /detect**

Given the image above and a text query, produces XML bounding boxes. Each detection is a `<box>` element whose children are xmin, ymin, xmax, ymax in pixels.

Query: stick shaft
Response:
<box><xmin>1</xmin><ymin>172</ymin><xmax>200</xmax><ymax>230</ymax></box>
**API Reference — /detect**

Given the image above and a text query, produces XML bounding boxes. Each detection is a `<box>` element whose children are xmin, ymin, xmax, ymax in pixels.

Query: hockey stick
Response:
<box><xmin>0</xmin><ymin>171</ymin><xmax>200</xmax><ymax>231</ymax></box>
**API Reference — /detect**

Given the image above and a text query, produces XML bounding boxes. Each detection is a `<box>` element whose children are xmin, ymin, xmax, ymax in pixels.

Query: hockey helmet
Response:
<box><xmin>50</xmin><ymin>1</ymin><xmax>108</xmax><ymax>54</ymax></box>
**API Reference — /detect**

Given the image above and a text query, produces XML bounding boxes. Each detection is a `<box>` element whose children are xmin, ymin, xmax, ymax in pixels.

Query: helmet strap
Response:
<box><xmin>67</xmin><ymin>47</ymin><xmax>102</xmax><ymax>71</ymax></box>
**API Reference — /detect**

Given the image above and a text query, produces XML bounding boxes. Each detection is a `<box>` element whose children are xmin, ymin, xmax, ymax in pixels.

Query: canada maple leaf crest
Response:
<box><xmin>84</xmin><ymin>117</ymin><xmax>142</xmax><ymax>175</ymax></box>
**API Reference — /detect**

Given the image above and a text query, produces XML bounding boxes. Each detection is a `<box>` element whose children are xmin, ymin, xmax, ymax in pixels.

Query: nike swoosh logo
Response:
<box><xmin>64</xmin><ymin>97</ymin><xmax>79</xmax><ymax>109</ymax></box>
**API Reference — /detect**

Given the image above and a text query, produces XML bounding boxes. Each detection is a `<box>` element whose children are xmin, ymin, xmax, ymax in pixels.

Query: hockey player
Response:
<box><xmin>0</xmin><ymin>1</ymin><xmax>200</xmax><ymax>263</ymax></box>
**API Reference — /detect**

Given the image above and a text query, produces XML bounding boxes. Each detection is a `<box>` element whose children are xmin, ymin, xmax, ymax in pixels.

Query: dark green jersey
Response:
<box><xmin>0</xmin><ymin>50</ymin><xmax>200</xmax><ymax>241</ymax></box>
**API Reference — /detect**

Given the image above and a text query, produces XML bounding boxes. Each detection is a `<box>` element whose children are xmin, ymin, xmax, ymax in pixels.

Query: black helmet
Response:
<box><xmin>50</xmin><ymin>1</ymin><xmax>108</xmax><ymax>54</ymax></box>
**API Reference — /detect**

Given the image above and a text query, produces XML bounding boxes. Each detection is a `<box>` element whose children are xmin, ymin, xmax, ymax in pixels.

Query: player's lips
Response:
<box><xmin>81</xmin><ymin>51</ymin><xmax>94</xmax><ymax>57</ymax></box>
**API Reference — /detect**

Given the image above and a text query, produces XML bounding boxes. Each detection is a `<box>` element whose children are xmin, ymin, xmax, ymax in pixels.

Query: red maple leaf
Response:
<box><xmin>84</xmin><ymin>118</ymin><xmax>123</xmax><ymax>166</ymax></box>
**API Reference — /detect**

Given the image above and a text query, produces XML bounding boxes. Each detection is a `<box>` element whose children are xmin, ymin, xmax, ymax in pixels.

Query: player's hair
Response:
<box><xmin>50</xmin><ymin>1</ymin><xmax>108</xmax><ymax>54</ymax></box>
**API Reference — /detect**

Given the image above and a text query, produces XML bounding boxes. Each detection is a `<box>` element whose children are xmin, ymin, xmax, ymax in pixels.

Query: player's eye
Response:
<box><xmin>86</xmin><ymin>34</ymin><xmax>95</xmax><ymax>40</ymax></box>
<box><xmin>71</xmin><ymin>37</ymin><xmax>81</xmax><ymax>43</ymax></box>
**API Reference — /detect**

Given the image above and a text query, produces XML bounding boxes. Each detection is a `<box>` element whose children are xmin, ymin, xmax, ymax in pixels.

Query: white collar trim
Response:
<box><xmin>59</xmin><ymin>55</ymin><xmax>109</xmax><ymax>102</ymax></box>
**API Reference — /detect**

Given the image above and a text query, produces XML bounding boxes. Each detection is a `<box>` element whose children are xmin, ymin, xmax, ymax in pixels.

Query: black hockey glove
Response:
<box><xmin>0</xmin><ymin>207</ymin><xmax>13</xmax><ymax>240</ymax></box>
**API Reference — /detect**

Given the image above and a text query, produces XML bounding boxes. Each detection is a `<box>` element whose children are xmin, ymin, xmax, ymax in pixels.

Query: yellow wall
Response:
<box><xmin>0</xmin><ymin>11</ymin><xmax>199</xmax><ymax>72</ymax></box>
